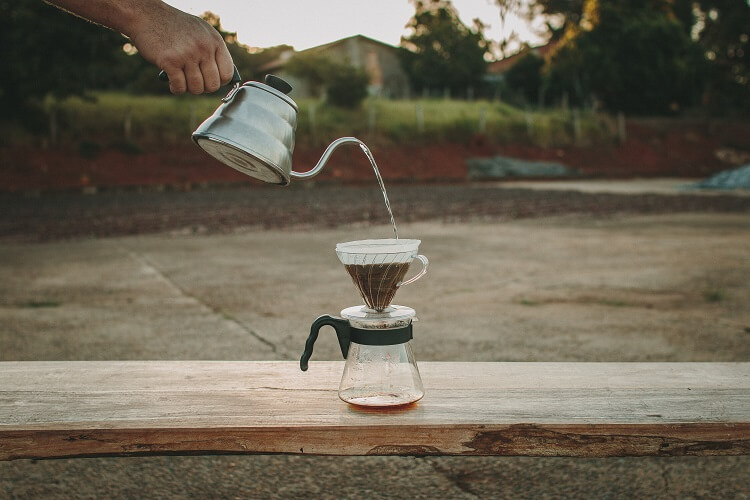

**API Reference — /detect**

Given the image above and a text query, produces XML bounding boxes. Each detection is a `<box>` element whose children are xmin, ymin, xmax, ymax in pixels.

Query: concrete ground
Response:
<box><xmin>1</xmin><ymin>187</ymin><xmax>749</xmax><ymax>497</ymax></box>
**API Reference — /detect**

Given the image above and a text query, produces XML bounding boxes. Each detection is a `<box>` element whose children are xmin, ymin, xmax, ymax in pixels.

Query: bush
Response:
<box><xmin>504</xmin><ymin>53</ymin><xmax>544</xmax><ymax>105</ymax></box>
<box><xmin>326</xmin><ymin>64</ymin><xmax>369</xmax><ymax>109</ymax></box>
<box><xmin>78</xmin><ymin>140</ymin><xmax>102</xmax><ymax>159</ymax></box>
<box><xmin>287</xmin><ymin>52</ymin><xmax>369</xmax><ymax>109</ymax></box>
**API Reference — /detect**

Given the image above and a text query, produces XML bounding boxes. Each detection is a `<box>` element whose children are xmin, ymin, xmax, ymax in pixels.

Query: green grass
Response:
<box><xmin>0</xmin><ymin>92</ymin><xmax>616</xmax><ymax>150</ymax></box>
<box><xmin>44</xmin><ymin>92</ymin><xmax>219</xmax><ymax>146</ymax></box>
<box><xmin>297</xmin><ymin>97</ymin><xmax>610</xmax><ymax>147</ymax></box>
<box><xmin>703</xmin><ymin>289</ymin><xmax>727</xmax><ymax>303</ymax></box>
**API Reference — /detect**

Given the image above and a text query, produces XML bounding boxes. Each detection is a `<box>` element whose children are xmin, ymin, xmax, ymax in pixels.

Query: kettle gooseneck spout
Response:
<box><xmin>290</xmin><ymin>137</ymin><xmax>367</xmax><ymax>180</ymax></box>
<box><xmin>292</xmin><ymin>136</ymin><xmax>398</xmax><ymax>239</ymax></box>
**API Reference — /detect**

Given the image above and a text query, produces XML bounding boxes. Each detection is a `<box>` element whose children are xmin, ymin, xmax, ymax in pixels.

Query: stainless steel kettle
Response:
<box><xmin>192</xmin><ymin>72</ymin><xmax>365</xmax><ymax>185</ymax></box>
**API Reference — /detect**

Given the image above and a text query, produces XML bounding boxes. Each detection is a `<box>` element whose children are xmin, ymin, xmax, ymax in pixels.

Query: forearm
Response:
<box><xmin>45</xmin><ymin>0</ymin><xmax>168</xmax><ymax>38</ymax></box>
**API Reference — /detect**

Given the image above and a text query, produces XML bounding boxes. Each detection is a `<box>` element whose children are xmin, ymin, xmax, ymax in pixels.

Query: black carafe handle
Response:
<box><xmin>300</xmin><ymin>315</ymin><xmax>351</xmax><ymax>371</ymax></box>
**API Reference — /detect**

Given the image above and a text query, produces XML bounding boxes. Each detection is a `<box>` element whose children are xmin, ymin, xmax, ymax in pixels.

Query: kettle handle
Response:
<box><xmin>300</xmin><ymin>315</ymin><xmax>351</xmax><ymax>371</ymax></box>
<box><xmin>158</xmin><ymin>65</ymin><xmax>242</xmax><ymax>85</ymax></box>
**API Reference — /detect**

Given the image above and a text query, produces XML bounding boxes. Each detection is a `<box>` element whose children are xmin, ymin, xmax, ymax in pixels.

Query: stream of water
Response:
<box><xmin>357</xmin><ymin>142</ymin><xmax>398</xmax><ymax>239</ymax></box>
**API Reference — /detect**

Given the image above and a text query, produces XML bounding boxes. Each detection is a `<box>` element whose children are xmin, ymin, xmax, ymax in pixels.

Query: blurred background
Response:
<box><xmin>1</xmin><ymin>1</ymin><xmax>749</xmax><ymax>498</ymax></box>
<box><xmin>1</xmin><ymin>0</ymin><xmax>748</xmax><ymax>191</ymax></box>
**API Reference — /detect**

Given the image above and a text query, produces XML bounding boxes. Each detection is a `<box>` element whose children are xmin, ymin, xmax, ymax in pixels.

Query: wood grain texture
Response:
<box><xmin>1</xmin><ymin>361</ymin><xmax>748</xmax><ymax>460</ymax></box>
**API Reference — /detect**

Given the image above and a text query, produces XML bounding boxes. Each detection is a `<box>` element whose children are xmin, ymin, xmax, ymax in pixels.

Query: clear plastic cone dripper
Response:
<box><xmin>336</xmin><ymin>239</ymin><xmax>428</xmax><ymax>312</ymax></box>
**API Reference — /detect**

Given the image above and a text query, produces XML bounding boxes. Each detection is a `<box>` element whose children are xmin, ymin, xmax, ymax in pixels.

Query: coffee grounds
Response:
<box><xmin>344</xmin><ymin>262</ymin><xmax>410</xmax><ymax>311</ymax></box>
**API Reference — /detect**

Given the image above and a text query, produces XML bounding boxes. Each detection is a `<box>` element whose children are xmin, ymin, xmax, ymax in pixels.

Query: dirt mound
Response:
<box><xmin>1</xmin><ymin>119</ymin><xmax>748</xmax><ymax>192</ymax></box>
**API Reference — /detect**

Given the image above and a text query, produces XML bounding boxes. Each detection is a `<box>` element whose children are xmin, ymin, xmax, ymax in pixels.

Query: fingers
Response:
<box><xmin>129</xmin><ymin>4</ymin><xmax>236</xmax><ymax>96</ymax></box>
<box><xmin>184</xmin><ymin>63</ymin><xmax>205</xmax><ymax>95</ymax></box>
<box><xmin>216</xmin><ymin>46</ymin><xmax>234</xmax><ymax>85</ymax></box>
<box><xmin>186</xmin><ymin>53</ymin><xmax>232</xmax><ymax>94</ymax></box>
<box><xmin>200</xmin><ymin>60</ymin><xmax>221</xmax><ymax>93</ymax></box>
<box><xmin>164</xmin><ymin>45</ymin><xmax>231</xmax><ymax>95</ymax></box>
<box><xmin>165</xmin><ymin>67</ymin><xmax>187</xmax><ymax>95</ymax></box>
<box><xmin>152</xmin><ymin>13</ymin><xmax>234</xmax><ymax>95</ymax></box>
<box><xmin>164</xmin><ymin>61</ymin><xmax>223</xmax><ymax>95</ymax></box>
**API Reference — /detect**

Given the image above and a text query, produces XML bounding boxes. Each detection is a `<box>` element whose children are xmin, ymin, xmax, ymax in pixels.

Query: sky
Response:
<box><xmin>166</xmin><ymin>0</ymin><xmax>546</xmax><ymax>57</ymax></box>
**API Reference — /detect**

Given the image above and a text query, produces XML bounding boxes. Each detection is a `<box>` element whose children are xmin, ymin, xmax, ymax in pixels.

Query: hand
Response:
<box><xmin>128</xmin><ymin>3</ymin><xmax>234</xmax><ymax>94</ymax></box>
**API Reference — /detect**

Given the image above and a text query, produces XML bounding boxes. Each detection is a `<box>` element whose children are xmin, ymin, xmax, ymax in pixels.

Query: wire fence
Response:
<box><xmin>34</xmin><ymin>93</ymin><xmax>630</xmax><ymax>151</ymax></box>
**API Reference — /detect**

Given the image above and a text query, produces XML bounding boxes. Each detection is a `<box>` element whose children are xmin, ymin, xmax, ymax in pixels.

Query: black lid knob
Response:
<box><xmin>264</xmin><ymin>74</ymin><xmax>293</xmax><ymax>95</ymax></box>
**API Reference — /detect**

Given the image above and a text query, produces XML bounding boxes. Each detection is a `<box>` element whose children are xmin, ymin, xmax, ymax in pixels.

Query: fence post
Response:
<box><xmin>467</xmin><ymin>87</ymin><xmax>474</xmax><ymax>101</ymax></box>
<box><xmin>525</xmin><ymin>109</ymin><xmax>534</xmax><ymax>140</ymax></box>
<box><xmin>416</xmin><ymin>103</ymin><xmax>425</xmax><ymax>134</ymax></box>
<box><xmin>309</xmin><ymin>103</ymin><xmax>318</xmax><ymax>144</ymax></box>
<box><xmin>572</xmin><ymin>109</ymin><xmax>581</xmax><ymax>146</ymax></box>
<box><xmin>49</xmin><ymin>106</ymin><xmax>58</xmax><ymax>146</ymax></box>
<box><xmin>188</xmin><ymin>103</ymin><xmax>197</xmax><ymax>132</ymax></box>
<box><xmin>617</xmin><ymin>111</ymin><xmax>626</xmax><ymax>144</ymax></box>
<box><xmin>368</xmin><ymin>101</ymin><xmax>377</xmax><ymax>137</ymax></box>
<box><xmin>538</xmin><ymin>86</ymin><xmax>545</xmax><ymax>109</ymax></box>
<box><xmin>478</xmin><ymin>107</ymin><xmax>487</xmax><ymax>133</ymax></box>
<box><xmin>124</xmin><ymin>107</ymin><xmax>132</xmax><ymax>140</ymax></box>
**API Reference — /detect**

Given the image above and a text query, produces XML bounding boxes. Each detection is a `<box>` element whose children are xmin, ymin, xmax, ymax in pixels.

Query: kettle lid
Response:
<box><xmin>237</xmin><ymin>75</ymin><xmax>298</xmax><ymax>111</ymax></box>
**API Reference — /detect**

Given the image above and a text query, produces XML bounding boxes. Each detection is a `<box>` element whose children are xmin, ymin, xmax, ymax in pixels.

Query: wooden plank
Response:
<box><xmin>1</xmin><ymin>361</ymin><xmax>748</xmax><ymax>460</ymax></box>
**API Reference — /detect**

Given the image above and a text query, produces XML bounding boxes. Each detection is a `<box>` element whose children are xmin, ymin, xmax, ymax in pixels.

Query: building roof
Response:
<box><xmin>300</xmin><ymin>34</ymin><xmax>399</xmax><ymax>54</ymax></box>
<box><xmin>259</xmin><ymin>34</ymin><xmax>399</xmax><ymax>73</ymax></box>
<box><xmin>487</xmin><ymin>40</ymin><xmax>559</xmax><ymax>75</ymax></box>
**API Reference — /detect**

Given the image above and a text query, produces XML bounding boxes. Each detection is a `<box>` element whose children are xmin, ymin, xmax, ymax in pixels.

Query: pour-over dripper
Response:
<box><xmin>336</xmin><ymin>239</ymin><xmax>428</xmax><ymax>312</ymax></box>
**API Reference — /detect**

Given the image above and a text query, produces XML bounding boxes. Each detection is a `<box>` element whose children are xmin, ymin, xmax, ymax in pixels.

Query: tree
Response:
<box><xmin>326</xmin><ymin>64</ymin><xmax>369</xmax><ymax>109</ymax></box>
<box><xmin>286</xmin><ymin>52</ymin><xmax>369</xmax><ymax>108</ymax></box>
<box><xmin>691</xmin><ymin>0</ymin><xmax>750</xmax><ymax>114</ymax></box>
<box><xmin>581</xmin><ymin>1</ymin><xmax>704</xmax><ymax>114</ymax></box>
<box><xmin>400</xmin><ymin>0</ymin><xmax>489</xmax><ymax>97</ymax></box>
<box><xmin>200</xmin><ymin>12</ymin><xmax>294</xmax><ymax>83</ymax></box>
<box><xmin>493</xmin><ymin>0</ymin><xmax>524</xmax><ymax>58</ymax></box>
<box><xmin>504</xmin><ymin>53</ymin><xmax>545</xmax><ymax>104</ymax></box>
<box><xmin>238</xmin><ymin>44</ymin><xmax>295</xmax><ymax>81</ymax></box>
<box><xmin>538</xmin><ymin>0</ymin><xmax>705</xmax><ymax>114</ymax></box>
<box><xmin>0</xmin><ymin>1</ymin><xmax>128</xmax><ymax>116</ymax></box>
<box><xmin>285</xmin><ymin>52</ymin><xmax>335</xmax><ymax>98</ymax></box>
<box><xmin>529</xmin><ymin>0</ymin><xmax>750</xmax><ymax>115</ymax></box>
<box><xmin>528</xmin><ymin>0</ymin><xmax>585</xmax><ymax>37</ymax></box>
